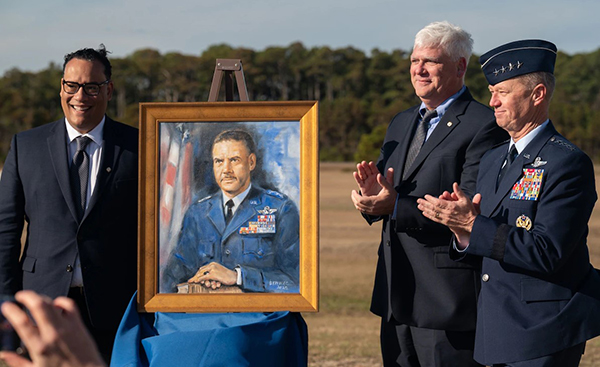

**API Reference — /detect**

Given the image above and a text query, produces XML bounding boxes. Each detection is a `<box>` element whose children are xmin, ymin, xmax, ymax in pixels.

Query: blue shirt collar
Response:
<box><xmin>222</xmin><ymin>183</ymin><xmax>252</xmax><ymax>214</ymax></box>
<box><xmin>419</xmin><ymin>85</ymin><xmax>466</xmax><ymax>118</ymax></box>
<box><xmin>510</xmin><ymin>119</ymin><xmax>550</xmax><ymax>154</ymax></box>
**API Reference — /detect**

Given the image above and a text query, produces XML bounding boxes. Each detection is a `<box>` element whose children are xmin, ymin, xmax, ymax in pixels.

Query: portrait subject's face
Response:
<box><xmin>60</xmin><ymin>58</ymin><xmax>113</xmax><ymax>134</ymax></box>
<box><xmin>212</xmin><ymin>139</ymin><xmax>256</xmax><ymax>198</ymax></box>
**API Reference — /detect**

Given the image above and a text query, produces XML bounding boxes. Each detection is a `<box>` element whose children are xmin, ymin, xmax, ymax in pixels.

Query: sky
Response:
<box><xmin>1</xmin><ymin>0</ymin><xmax>599</xmax><ymax>76</ymax></box>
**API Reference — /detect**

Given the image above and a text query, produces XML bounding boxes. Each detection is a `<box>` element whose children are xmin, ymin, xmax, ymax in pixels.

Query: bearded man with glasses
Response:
<box><xmin>0</xmin><ymin>45</ymin><xmax>138</xmax><ymax>363</ymax></box>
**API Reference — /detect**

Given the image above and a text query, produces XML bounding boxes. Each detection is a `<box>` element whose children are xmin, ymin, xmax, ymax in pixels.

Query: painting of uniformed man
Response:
<box><xmin>159</xmin><ymin>121</ymin><xmax>300</xmax><ymax>294</ymax></box>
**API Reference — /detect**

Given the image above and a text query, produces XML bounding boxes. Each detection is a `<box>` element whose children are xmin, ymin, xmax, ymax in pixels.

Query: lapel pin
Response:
<box><xmin>523</xmin><ymin>153</ymin><xmax>530</xmax><ymax>159</ymax></box>
<box><xmin>106</xmin><ymin>167</ymin><xmax>112</xmax><ymax>173</ymax></box>
<box><xmin>447</xmin><ymin>122</ymin><xmax>453</xmax><ymax>127</ymax></box>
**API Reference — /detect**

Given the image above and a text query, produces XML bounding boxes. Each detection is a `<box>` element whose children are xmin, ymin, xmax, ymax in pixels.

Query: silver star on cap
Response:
<box><xmin>500</xmin><ymin>66</ymin><xmax>506</xmax><ymax>73</ymax></box>
<box><xmin>508</xmin><ymin>63</ymin><xmax>514</xmax><ymax>71</ymax></box>
<box><xmin>494</xmin><ymin>69</ymin><xmax>500</xmax><ymax>76</ymax></box>
<box><xmin>516</xmin><ymin>61</ymin><xmax>523</xmax><ymax>69</ymax></box>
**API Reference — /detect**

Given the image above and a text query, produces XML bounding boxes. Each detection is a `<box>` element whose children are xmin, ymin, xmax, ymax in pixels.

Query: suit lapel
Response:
<box><xmin>84</xmin><ymin>117</ymin><xmax>119</xmax><ymax>219</ymax></box>
<box><xmin>390</xmin><ymin>109</ymin><xmax>420</xmax><ymax>187</ymax></box>
<box><xmin>484</xmin><ymin>122</ymin><xmax>557</xmax><ymax>216</ymax></box>
<box><xmin>402</xmin><ymin>90</ymin><xmax>472</xmax><ymax>180</ymax></box>
<box><xmin>208</xmin><ymin>195</ymin><xmax>227</xmax><ymax>234</ymax></box>
<box><xmin>479</xmin><ymin>147</ymin><xmax>507</xmax><ymax>216</ymax></box>
<box><xmin>47</xmin><ymin>120</ymin><xmax>79</xmax><ymax>222</ymax></box>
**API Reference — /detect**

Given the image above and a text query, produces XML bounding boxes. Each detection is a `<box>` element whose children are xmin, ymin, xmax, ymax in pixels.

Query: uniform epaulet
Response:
<box><xmin>265</xmin><ymin>190</ymin><xmax>285</xmax><ymax>199</ymax></box>
<box><xmin>549</xmin><ymin>136</ymin><xmax>576</xmax><ymax>152</ymax></box>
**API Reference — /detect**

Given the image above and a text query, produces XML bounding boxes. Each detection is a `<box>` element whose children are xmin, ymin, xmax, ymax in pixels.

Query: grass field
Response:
<box><xmin>307</xmin><ymin>162</ymin><xmax>600</xmax><ymax>367</ymax></box>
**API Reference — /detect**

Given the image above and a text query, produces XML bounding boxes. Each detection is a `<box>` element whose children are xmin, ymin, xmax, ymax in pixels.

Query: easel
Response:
<box><xmin>207</xmin><ymin>59</ymin><xmax>249</xmax><ymax>102</ymax></box>
<box><xmin>113</xmin><ymin>58</ymin><xmax>308</xmax><ymax>366</ymax></box>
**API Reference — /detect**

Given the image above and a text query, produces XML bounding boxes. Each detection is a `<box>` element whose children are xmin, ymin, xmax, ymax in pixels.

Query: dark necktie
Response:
<box><xmin>71</xmin><ymin>136</ymin><xmax>92</xmax><ymax>219</ymax></box>
<box><xmin>403</xmin><ymin>109</ymin><xmax>438</xmax><ymax>179</ymax></box>
<box><xmin>497</xmin><ymin>144</ymin><xmax>518</xmax><ymax>188</ymax></box>
<box><xmin>225</xmin><ymin>199</ymin><xmax>234</xmax><ymax>225</ymax></box>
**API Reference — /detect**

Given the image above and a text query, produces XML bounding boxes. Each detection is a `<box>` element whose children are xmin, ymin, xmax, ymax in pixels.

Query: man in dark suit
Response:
<box><xmin>418</xmin><ymin>39</ymin><xmax>600</xmax><ymax>366</ymax></box>
<box><xmin>351</xmin><ymin>21</ymin><xmax>507</xmax><ymax>367</ymax></box>
<box><xmin>0</xmin><ymin>45</ymin><xmax>138</xmax><ymax>361</ymax></box>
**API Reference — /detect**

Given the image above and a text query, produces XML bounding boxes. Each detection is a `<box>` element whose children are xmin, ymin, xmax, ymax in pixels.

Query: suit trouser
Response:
<box><xmin>492</xmin><ymin>342</ymin><xmax>585</xmax><ymax>367</ymax></box>
<box><xmin>380</xmin><ymin>318</ymin><xmax>483</xmax><ymax>367</ymax></box>
<box><xmin>68</xmin><ymin>287</ymin><xmax>116</xmax><ymax>364</ymax></box>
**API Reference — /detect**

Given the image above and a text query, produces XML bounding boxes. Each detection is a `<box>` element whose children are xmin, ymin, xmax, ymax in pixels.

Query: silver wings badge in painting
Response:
<box><xmin>158</xmin><ymin>122</ymin><xmax>301</xmax><ymax>294</ymax></box>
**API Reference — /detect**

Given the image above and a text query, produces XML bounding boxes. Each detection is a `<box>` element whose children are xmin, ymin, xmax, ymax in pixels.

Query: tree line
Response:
<box><xmin>1</xmin><ymin>42</ymin><xmax>599</xmax><ymax>165</ymax></box>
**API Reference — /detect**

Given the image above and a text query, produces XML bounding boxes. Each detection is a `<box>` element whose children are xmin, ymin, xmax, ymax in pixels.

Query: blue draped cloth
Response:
<box><xmin>110</xmin><ymin>294</ymin><xmax>308</xmax><ymax>367</ymax></box>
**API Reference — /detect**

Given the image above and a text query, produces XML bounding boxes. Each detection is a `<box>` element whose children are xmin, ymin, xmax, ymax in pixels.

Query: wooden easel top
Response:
<box><xmin>208</xmin><ymin>59</ymin><xmax>249</xmax><ymax>102</ymax></box>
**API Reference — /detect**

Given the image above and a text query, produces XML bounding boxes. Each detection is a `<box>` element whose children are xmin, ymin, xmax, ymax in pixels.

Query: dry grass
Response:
<box><xmin>308</xmin><ymin>162</ymin><xmax>600</xmax><ymax>367</ymax></box>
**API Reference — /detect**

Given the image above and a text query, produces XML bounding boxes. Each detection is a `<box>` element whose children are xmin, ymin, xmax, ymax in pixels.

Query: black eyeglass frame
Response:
<box><xmin>62</xmin><ymin>79</ymin><xmax>110</xmax><ymax>96</ymax></box>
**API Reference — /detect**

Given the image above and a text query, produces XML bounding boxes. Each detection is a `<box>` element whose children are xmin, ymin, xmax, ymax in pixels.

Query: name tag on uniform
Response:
<box><xmin>510</xmin><ymin>168</ymin><xmax>544</xmax><ymax>201</ymax></box>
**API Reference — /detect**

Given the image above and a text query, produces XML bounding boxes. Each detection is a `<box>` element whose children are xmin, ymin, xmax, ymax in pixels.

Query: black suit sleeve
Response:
<box><xmin>0</xmin><ymin>135</ymin><xmax>26</xmax><ymax>294</ymax></box>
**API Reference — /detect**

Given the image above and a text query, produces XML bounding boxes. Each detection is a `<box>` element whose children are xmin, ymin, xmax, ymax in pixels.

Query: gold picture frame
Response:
<box><xmin>138</xmin><ymin>101</ymin><xmax>319</xmax><ymax>313</ymax></box>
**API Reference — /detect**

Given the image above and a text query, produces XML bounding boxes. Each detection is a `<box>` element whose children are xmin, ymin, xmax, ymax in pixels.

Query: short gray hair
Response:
<box><xmin>517</xmin><ymin>72</ymin><xmax>556</xmax><ymax>100</ymax></box>
<box><xmin>414</xmin><ymin>21</ymin><xmax>473</xmax><ymax>65</ymax></box>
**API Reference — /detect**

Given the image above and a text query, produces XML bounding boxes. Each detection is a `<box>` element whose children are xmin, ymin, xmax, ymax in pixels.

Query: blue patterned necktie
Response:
<box><xmin>403</xmin><ymin>109</ymin><xmax>438</xmax><ymax>180</ymax></box>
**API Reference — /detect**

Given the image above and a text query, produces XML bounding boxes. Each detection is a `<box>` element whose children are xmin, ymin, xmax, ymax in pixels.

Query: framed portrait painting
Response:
<box><xmin>138</xmin><ymin>101</ymin><xmax>319</xmax><ymax>313</ymax></box>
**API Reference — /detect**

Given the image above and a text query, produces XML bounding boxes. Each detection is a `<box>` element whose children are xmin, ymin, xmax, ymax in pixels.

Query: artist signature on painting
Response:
<box><xmin>269</xmin><ymin>280</ymin><xmax>290</xmax><ymax>290</ymax></box>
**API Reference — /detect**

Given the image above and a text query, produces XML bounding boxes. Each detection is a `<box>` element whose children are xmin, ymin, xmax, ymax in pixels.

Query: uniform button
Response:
<box><xmin>225</xmin><ymin>249</ymin><xmax>231</xmax><ymax>256</ymax></box>
<box><xmin>482</xmin><ymin>274</ymin><xmax>490</xmax><ymax>282</ymax></box>
<box><xmin>66</xmin><ymin>265</ymin><xmax>74</xmax><ymax>273</ymax></box>
<box><xmin>257</xmin><ymin>250</ymin><xmax>264</xmax><ymax>256</ymax></box>
<box><xmin>386</xmin><ymin>240</ymin><xmax>391</xmax><ymax>246</ymax></box>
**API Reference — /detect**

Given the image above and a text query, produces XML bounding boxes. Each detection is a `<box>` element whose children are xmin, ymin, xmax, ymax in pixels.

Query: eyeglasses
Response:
<box><xmin>62</xmin><ymin>80</ymin><xmax>110</xmax><ymax>96</ymax></box>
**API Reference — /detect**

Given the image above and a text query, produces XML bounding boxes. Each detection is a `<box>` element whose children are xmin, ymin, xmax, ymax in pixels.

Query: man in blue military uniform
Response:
<box><xmin>161</xmin><ymin>129</ymin><xmax>300</xmax><ymax>293</ymax></box>
<box><xmin>418</xmin><ymin>40</ymin><xmax>600</xmax><ymax>366</ymax></box>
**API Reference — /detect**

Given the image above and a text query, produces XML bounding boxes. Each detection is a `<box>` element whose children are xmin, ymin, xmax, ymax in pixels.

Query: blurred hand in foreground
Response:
<box><xmin>0</xmin><ymin>290</ymin><xmax>105</xmax><ymax>367</ymax></box>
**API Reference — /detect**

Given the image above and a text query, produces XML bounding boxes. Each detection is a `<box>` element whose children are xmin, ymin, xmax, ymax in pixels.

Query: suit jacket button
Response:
<box><xmin>386</xmin><ymin>240</ymin><xmax>391</xmax><ymax>246</ymax></box>
<box><xmin>66</xmin><ymin>265</ymin><xmax>74</xmax><ymax>273</ymax></box>
<box><xmin>482</xmin><ymin>274</ymin><xmax>490</xmax><ymax>282</ymax></box>
<box><xmin>225</xmin><ymin>249</ymin><xmax>231</xmax><ymax>256</ymax></box>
